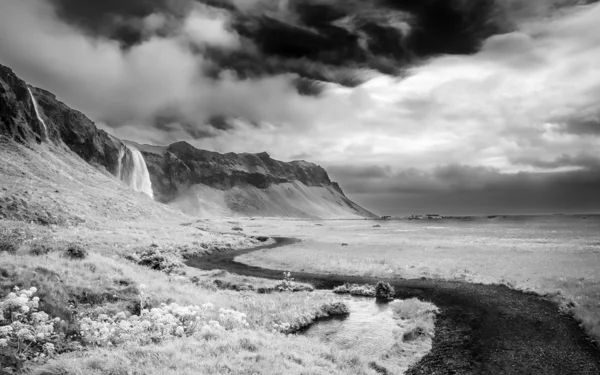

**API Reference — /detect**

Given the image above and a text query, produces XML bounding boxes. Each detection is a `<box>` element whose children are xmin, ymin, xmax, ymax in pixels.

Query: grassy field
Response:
<box><xmin>236</xmin><ymin>215</ymin><xmax>600</xmax><ymax>342</ymax></box>
<box><xmin>0</xmin><ymin>218</ymin><xmax>441</xmax><ymax>374</ymax></box>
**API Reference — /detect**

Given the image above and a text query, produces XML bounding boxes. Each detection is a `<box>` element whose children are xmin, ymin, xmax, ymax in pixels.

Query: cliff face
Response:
<box><xmin>0</xmin><ymin>64</ymin><xmax>123</xmax><ymax>175</ymax></box>
<box><xmin>136</xmin><ymin>141</ymin><xmax>376</xmax><ymax>219</ymax></box>
<box><xmin>138</xmin><ymin>141</ymin><xmax>335</xmax><ymax>201</ymax></box>
<box><xmin>0</xmin><ymin>63</ymin><xmax>376</xmax><ymax>219</ymax></box>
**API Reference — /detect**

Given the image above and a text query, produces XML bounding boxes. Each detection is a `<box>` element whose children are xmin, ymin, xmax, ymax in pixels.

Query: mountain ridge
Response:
<box><xmin>0</xmin><ymin>62</ymin><xmax>376</xmax><ymax>219</ymax></box>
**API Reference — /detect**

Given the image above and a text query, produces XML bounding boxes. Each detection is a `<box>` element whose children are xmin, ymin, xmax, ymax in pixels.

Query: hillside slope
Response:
<box><xmin>0</xmin><ymin>63</ymin><xmax>375</xmax><ymax>219</ymax></box>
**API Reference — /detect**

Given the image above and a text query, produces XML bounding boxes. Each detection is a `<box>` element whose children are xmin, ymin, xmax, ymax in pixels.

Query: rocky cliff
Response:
<box><xmin>134</xmin><ymin>141</ymin><xmax>376</xmax><ymax>218</ymax></box>
<box><xmin>0</xmin><ymin>64</ymin><xmax>123</xmax><ymax>175</ymax></box>
<box><xmin>0</xmin><ymin>63</ymin><xmax>376</xmax><ymax>219</ymax></box>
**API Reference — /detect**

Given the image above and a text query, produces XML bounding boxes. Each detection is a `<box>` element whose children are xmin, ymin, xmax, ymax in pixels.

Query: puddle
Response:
<box><xmin>302</xmin><ymin>295</ymin><xmax>396</xmax><ymax>358</ymax></box>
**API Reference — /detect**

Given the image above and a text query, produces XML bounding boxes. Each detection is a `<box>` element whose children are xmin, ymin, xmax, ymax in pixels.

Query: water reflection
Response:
<box><xmin>302</xmin><ymin>295</ymin><xmax>396</xmax><ymax>358</ymax></box>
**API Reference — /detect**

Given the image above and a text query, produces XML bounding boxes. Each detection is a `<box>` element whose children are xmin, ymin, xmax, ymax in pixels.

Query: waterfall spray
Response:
<box><xmin>27</xmin><ymin>88</ymin><xmax>48</xmax><ymax>139</ymax></box>
<box><xmin>118</xmin><ymin>144</ymin><xmax>154</xmax><ymax>199</ymax></box>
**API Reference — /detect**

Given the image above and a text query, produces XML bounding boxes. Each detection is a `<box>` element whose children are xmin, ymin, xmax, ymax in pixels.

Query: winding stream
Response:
<box><xmin>186</xmin><ymin>237</ymin><xmax>600</xmax><ymax>374</ymax></box>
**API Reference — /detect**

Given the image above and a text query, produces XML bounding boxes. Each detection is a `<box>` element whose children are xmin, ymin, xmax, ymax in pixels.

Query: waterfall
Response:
<box><xmin>116</xmin><ymin>147</ymin><xmax>125</xmax><ymax>180</ymax></box>
<box><xmin>119</xmin><ymin>144</ymin><xmax>154</xmax><ymax>199</ymax></box>
<box><xmin>27</xmin><ymin>88</ymin><xmax>48</xmax><ymax>139</ymax></box>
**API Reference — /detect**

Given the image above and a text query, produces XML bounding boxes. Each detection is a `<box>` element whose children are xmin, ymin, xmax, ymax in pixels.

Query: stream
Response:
<box><xmin>186</xmin><ymin>237</ymin><xmax>600</xmax><ymax>374</ymax></box>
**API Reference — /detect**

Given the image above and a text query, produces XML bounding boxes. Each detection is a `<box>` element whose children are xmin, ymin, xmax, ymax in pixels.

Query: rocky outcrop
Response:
<box><xmin>0</xmin><ymin>62</ymin><xmax>376</xmax><ymax>219</ymax></box>
<box><xmin>0</xmin><ymin>64</ymin><xmax>123</xmax><ymax>175</ymax></box>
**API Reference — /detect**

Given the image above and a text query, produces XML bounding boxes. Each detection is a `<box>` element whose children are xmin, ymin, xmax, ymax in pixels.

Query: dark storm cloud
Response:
<box><xmin>48</xmin><ymin>0</ymin><xmax>192</xmax><ymax>46</ymax></box>
<box><xmin>511</xmin><ymin>154</ymin><xmax>600</xmax><ymax>170</ymax></box>
<box><xmin>329</xmin><ymin>163</ymin><xmax>600</xmax><ymax>195</ymax></box>
<box><xmin>562</xmin><ymin>116</ymin><xmax>600</xmax><ymax>136</ymax></box>
<box><xmin>330</xmin><ymin>163</ymin><xmax>600</xmax><ymax>215</ymax></box>
<box><xmin>45</xmin><ymin>0</ymin><xmax>545</xmax><ymax>87</ymax></box>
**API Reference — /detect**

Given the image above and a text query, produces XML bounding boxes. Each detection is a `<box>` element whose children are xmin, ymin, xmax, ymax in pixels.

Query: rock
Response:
<box><xmin>375</xmin><ymin>281</ymin><xmax>395</xmax><ymax>301</ymax></box>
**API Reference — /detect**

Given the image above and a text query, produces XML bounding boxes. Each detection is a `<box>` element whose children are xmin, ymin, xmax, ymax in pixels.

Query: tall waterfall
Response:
<box><xmin>27</xmin><ymin>88</ymin><xmax>48</xmax><ymax>139</ymax></box>
<box><xmin>119</xmin><ymin>144</ymin><xmax>154</xmax><ymax>199</ymax></box>
<box><xmin>116</xmin><ymin>147</ymin><xmax>125</xmax><ymax>180</ymax></box>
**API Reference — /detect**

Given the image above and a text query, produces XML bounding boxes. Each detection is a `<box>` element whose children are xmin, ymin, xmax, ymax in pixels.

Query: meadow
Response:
<box><xmin>0</xmin><ymin>218</ymin><xmax>438</xmax><ymax>374</ymax></box>
<box><xmin>237</xmin><ymin>215</ymin><xmax>600</xmax><ymax>342</ymax></box>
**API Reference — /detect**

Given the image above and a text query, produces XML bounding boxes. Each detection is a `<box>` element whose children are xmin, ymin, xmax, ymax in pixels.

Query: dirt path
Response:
<box><xmin>186</xmin><ymin>238</ymin><xmax>600</xmax><ymax>375</ymax></box>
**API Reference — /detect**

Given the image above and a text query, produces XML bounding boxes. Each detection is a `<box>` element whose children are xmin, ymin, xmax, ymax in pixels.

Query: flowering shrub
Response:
<box><xmin>274</xmin><ymin>272</ymin><xmax>314</xmax><ymax>292</ymax></box>
<box><xmin>0</xmin><ymin>287</ymin><xmax>62</xmax><ymax>365</ymax></box>
<box><xmin>79</xmin><ymin>285</ymin><xmax>249</xmax><ymax>347</ymax></box>
<box><xmin>333</xmin><ymin>283</ymin><xmax>376</xmax><ymax>297</ymax></box>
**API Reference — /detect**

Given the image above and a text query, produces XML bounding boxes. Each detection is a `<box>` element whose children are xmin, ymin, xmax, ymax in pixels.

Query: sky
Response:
<box><xmin>1</xmin><ymin>0</ymin><xmax>600</xmax><ymax>216</ymax></box>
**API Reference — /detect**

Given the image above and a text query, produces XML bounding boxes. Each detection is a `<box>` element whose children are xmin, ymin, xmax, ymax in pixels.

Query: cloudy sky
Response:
<box><xmin>1</xmin><ymin>0</ymin><xmax>600</xmax><ymax>215</ymax></box>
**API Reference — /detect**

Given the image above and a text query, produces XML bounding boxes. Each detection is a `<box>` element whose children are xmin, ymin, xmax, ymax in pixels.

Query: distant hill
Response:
<box><xmin>0</xmin><ymin>63</ymin><xmax>376</xmax><ymax>219</ymax></box>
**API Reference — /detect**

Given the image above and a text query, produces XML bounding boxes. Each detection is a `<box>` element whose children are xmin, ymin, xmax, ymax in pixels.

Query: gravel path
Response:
<box><xmin>186</xmin><ymin>237</ymin><xmax>600</xmax><ymax>375</ymax></box>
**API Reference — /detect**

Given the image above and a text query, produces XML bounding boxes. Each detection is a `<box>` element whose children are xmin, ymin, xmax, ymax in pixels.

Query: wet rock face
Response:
<box><xmin>0</xmin><ymin>64</ymin><xmax>123</xmax><ymax>175</ymax></box>
<box><xmin>0</xmin><ymin>65</ymin><xmax>43</xmax><ymax>144</ymax></box>
<box><xmin>140</xmin><ymin>141</ymin><xmax>342</xmax><ymax>203</ymax></box>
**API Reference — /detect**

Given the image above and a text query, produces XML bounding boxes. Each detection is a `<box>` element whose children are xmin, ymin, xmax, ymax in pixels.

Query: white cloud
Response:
<box><xmin>196</xmin><ymin>2</ymin><xmax>600</xmax><ymax>178</ymax></box>
<box><xmin>183</xmin><ymin>4</ymin><xmax>241</xmax><ymax>49</ymax></box>
<box><xmin>0</xmin><ymin>0</ymin><xmax>305</xmax><ymax>138</ymax></box>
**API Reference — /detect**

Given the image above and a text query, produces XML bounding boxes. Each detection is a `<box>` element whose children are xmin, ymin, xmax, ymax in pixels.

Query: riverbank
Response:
<box><xmin>187</xmin><ymin>237</ymin><xmax>600</xmax><ymax>374</ymax></box>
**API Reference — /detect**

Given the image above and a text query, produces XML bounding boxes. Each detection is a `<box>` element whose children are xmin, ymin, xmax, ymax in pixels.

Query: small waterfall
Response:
<box><xmin>116</xmin><ymin>147</ymin><xmax>125</xmax><ymax>180</ymax></box>
<box><xmin>119</xmin><ymin>144</ymin><xmax>154</xmax><ymax>199</ymax></box>
<box><xmin>27</xmin><ymin>87</ymin><xmax>48</xmax><ymax>139</ymax></box>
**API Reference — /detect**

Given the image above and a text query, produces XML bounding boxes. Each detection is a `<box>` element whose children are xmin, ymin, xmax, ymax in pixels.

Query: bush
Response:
<box><xmin>80</xmin><ymin>286</ymin><xmax>248</xmax><ymax>347</ymax></box>
<box><xmin>0</xmin><ymin>238</ymin><xmax>19</xmax><ymax>254</ymax></box>
<box><xmin>29</xmin><ymin>242</ymin><xmax>54</xmax><ymax>256</ymax></box>
<box><xmin>125</xmin><ymin>247</ymin><xmax>185</xmax><ymax>275</ymax></box>
<box><xmin>274</xmin><ymin>272</ymin><xmax>314</xmax><ymax>293</ymax></box>
<box><xmin>0</xmin><ymin>230</ymin><xmax>22</xmax><ymax>254</ymax></box>
<box><xmin>64</xmin><ymin>242</ymin><xmax>88</xmax><ymax>259</ymax></box>
<box><xmin>375</xmin><ymin>281</ymin><xmax>395</xmax><ymax>301</ymax></box>
<box><xmin>0</xmin><ymin>287</ymin><xmax>63</xmax><ymax>370</ymax></box>
<box><xmin>333</xmin><ymin>283</ymin><xmax>376</xmax><ymax>297</ymax></box>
